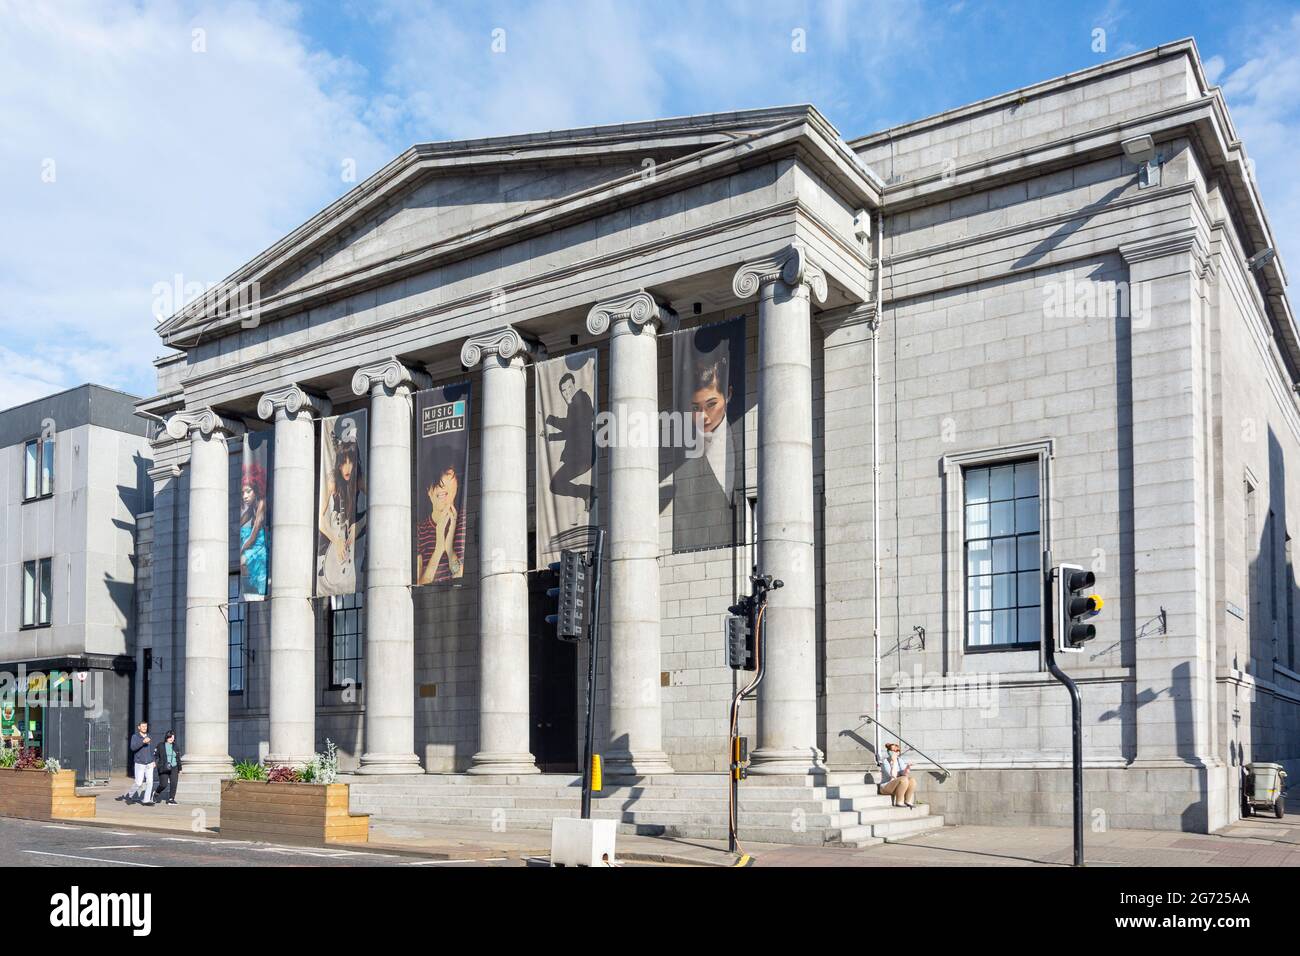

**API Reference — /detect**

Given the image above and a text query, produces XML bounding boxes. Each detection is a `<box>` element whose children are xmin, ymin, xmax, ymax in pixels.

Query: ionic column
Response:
<box><xmin>587</xmin><ymin>292</ymin><xmax>675</xmax><ymax>776</ymax></box>
<box><xmin>166</xmin><ymin>407</ymin><xmax>242</xmax><ymax>776</ymax></box>
<box><xmin>257</xmin><ymin>384</ymin><xmax>331</xmax><ymax>767</ymax></box>
<box><xmin>462</xmin><ymin>327</ymin><xmax>543</xmax><ymax>775</ymax></box>
<box><xmin>733</xmin><ymin>242</ymin><xmax>827</xmax><ymax>775</ymax></box>
<box><xmin>351</xmin><ymin>358</ymin><xmax>430</xmax><ymax>774</ymax></box>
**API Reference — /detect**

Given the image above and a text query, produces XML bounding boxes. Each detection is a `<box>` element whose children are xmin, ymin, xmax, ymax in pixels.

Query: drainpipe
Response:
<box><xmin>871</xmin><ymin>209</ymin><xmax>885</xmax><ymax>767</ymax></box>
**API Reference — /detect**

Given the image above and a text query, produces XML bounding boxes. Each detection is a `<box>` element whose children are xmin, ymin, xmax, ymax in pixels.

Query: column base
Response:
<box><xmin>357</xmin><ymin>752</ymin><xmax>424</xmax><ymax>775</ymax></box>
<box><xmin>467</xmin><ymin>751</ymin><xmax>540</xmax><ymax>775</ymax></box>
<box><xmin>264</xmin><ymin>753</ymin><xmax>317</xmax><ymax>769</ymax></box>
<box><xmin>747</xmin><ymin>747</ymin><xmax>823</xmax><ymax>777</ymax></box>
<box><xmin>177</xmin><ymin>753</ymin><xmax>234</xmax><ymax>775</ymax></box>
<box><xmin>602</xmin><ymin>750</ymin><xmax>675</xmax><ymax>777</ymax></box>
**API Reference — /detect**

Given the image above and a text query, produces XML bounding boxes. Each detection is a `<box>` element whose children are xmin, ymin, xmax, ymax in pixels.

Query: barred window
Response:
<box><xmin>228</xmin><ymin>574</ymin><xmax>245</xmax><ymax>693</ymax></box>
<box><xmin>330</xmin><ymin>592</ymin><xmax>364</xmax><ymax>690</ymax></box>
<box><xmin>965</xmin><ymin>459</ymin><xmax>1041</xmax><ymax>650</ymax></box>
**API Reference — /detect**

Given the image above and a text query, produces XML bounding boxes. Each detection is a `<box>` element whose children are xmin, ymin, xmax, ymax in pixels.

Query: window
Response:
<box><xmin>22</xmin><ymin>436</ymin><xmax>53</xmax><ymax>500</ymax></box>
<box><xmin>964</xmin><ymin>459</ymin><xmax>1041</xmax><ymax>650</ymax></box>
<box><xmin>1287</xmin><ymin>535</ymin><xmax>1295</xmax><ymax>670</ymax></box>
<box><xmin>329</xmin><ymin>593</ymin><xmax>364</xmax><ymax>689</ymax></box>
<box><xmin>228</xmin><ymin>574</ymin><xmax>245</xmax><ymax>694</ymax></box>
<box><xmin>21</xmin><ymin>558</ymin><xmax>52</xmax><ymax>628</ymax></box>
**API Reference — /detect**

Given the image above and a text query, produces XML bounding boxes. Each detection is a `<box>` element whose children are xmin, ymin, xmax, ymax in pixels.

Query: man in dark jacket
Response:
<box><xmin>153</xmin><ymin>730</ymin><xmax>181</xmax><ymax>805</ymax></box>
<box><xmin>545</xmin><ymin>373</ymin><xmax>595</xmax><ymax>502</ymax></box>
<box><xmin>117</xmin><ymin>721</ymin><xmax>155</xmax><ymax>805</ymax></box>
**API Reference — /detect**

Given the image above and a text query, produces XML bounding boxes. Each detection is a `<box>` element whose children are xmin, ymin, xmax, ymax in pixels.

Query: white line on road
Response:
<box><xmin>23</xmin><ymin>850</ymin><xmax>158</xmax><ymax>867</ymax></box>
<box><xmin>83</xmin><ymin>845</ymin><xmax>149</xmax><ymax>850</ymax></box>
<box><xmin>41</xmin><ymin>825</ymin><xmax>82</xmax><ymax>831</ymax></box>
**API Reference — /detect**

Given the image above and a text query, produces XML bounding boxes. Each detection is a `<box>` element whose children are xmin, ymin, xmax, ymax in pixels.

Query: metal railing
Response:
<box><xmin>860</xmin><ymin>715</ymin><xmax>953</xmax><ymax>781</ymax></box>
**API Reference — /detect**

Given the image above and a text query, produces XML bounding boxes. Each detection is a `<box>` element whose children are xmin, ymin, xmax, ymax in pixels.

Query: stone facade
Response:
<box><xmin>136</xmin><ymin>39</ymin><xmax>1297</xmax><ymax>833</ymax></box>
<box><xmin>0</xmin><ymin>384</ymin><xmax>152</xmax><ymax>777</ymax></box>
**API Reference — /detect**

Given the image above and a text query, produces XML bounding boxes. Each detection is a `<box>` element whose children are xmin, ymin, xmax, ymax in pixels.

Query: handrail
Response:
<box><xmin>859</xmin><ymin>715</ymin><xmax>953</xmax><ymax>781</ymax></box>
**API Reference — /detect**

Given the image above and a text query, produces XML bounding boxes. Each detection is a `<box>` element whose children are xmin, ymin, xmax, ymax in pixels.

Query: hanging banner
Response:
<box><xmin>414</xmin><ymin>381</ymin><xmax>471</xmax><ymax>585</ymax></box>
<box><xmin>316</xmin><ymin>410</ymin><xmax>368</xmax><ymax>597</ymax></box>
<box><xmin>239</xmin><ymin>430</ymin><xmax>272</xmax><ymax>601</ymax></box>
<box><xmin>535</xmin><ymin>349</ymin><xmax>598</xmax><ymax>567</ymax></box>
<box><xmin>671</xmin><ymin>316</ymin><xmax>746</xmax><ymax>552</ymax></box>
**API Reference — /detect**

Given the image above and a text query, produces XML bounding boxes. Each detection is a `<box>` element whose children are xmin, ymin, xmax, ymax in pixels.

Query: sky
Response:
<box><xmin>1</xmin><ymin>0</ymin><xmax>1298</xmax><ymax>407</ymax></box>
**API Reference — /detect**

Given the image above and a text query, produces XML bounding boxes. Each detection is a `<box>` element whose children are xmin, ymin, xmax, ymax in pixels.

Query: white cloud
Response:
<box><xmin>1213</xmin><ymin>11</ymin><xmax>1300</xmax><ymax>285</ymax></box>
<box><xmin>0</xmin><ymin>0</ymin><xmax>392</xmax><ymax>407</ymax></box>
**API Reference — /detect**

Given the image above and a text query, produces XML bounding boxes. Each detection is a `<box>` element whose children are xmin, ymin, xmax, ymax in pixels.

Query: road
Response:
<box><xmin>0</xmin><ymin>816</ymin><xmax>526</xmax><ymax>868</ymax></box>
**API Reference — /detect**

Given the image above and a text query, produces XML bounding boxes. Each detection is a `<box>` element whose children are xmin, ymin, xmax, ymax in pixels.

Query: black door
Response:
<box><xmin>528</xmin><ymin>564</ymin><xmax>578</xmax><ymax>772</ymax></box>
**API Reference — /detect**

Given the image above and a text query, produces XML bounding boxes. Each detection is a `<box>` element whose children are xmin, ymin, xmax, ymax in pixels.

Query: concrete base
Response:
<box><xmin>747</xmin><ymin>748</ymin><xmax>823</xmax><ymax>776</ymax></box>
<box><xmin>356</xmin><ymin>752</ymin><xmax>424</xmax><ymax>775</ymax></box>
<box><xmin>466</xmin><ymin>753</ymin><xmax>540</xmax><ymax>775</ymax></box>
<box><xmin>918</xmin><ymin>764</ymin><xmax>1233</xmax><ymax>833</ymax></box>
<box><xmin>551</xmin><ymin>817</ymin><xmax>618</xmax><ymax>866</ymax></box>
<box><xmin>602</xmin><ymin>750</ymin><xmax>675</xmax><ymax>777</ymax></box>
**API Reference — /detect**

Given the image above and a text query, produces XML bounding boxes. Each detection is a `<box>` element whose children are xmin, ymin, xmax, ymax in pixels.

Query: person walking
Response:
<box><xmin>153</xmin><ymin>730</ymin><xmax>181</xmax><ymax>805</ymax></box>
<box><xmin>118</xmin><ymin>721</ymin><xmax>155</xmax><ymax>806</ymax></box>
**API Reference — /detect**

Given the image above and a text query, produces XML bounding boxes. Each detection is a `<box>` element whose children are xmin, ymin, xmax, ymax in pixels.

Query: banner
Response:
<box><xmin>239</xmin><ymin>430</ymin><xmax>272</xmax><ymax>601</ymax></box>
<box><xmin>535</xmin><ymin>349</ymin><xmax>598</xmax><ymax>567</ymax></box>
<box><xmin>671</xmin><ymin>316</ymin><xmax>746</xmax><ymax>551</ymax></box>
<box><xmin>316</xmin><ymin>410</ymin><xmax>368</xmax><ymax>597</ymax></box>
<box><xmin>414</xmin><ymin>381</ymin><xmax>471</xmax><ymax>585</ymax></box>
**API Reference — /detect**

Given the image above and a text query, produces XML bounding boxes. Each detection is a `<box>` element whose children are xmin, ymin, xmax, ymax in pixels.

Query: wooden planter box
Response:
<box><xmin>219</xmin><ymin>780</ymin><xmax>369</xmax><ymax>846</ymax></box>
<box><xmin>0</xmin><ymin>768</ymin><xmax>96</xmax><ymax>821</ymax></box>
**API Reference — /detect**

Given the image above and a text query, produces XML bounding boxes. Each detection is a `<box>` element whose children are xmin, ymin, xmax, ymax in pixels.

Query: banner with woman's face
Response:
<box><xmin>239</xmin><ymin>430</ymin><xmax>272</xmax><ymax>601</ymax></box>
<box><xmin>413</xmin><ymin>382</ymin><xmax>471</xmax><ymax>586</ymax></box>
<box><xmin>671</xmin><ymin>316</ymin><xmax>747</xmax><ymax>552</ymax></box>
<box><xmin>316</xmin><ymin>411</ymin><xmax>368</xmax><ymax>597</ymax></box>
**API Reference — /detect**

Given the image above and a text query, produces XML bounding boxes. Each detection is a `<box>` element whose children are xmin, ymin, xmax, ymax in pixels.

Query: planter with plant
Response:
<box><xmin>0</xmin><ymin>748</ymin><xmax>96</xmax><ymax>821</ymax></box>
<box><xmin>220</xmin><ymin>740</ymin><xmax>367</xmax><ymax>846</ymax></box>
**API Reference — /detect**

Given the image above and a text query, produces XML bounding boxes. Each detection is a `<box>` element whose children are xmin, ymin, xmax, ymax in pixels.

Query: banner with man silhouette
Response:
<box><xmin>671</xmin><ymin>316</ymin><xmax>746</xmax><ymax>552</ymax></box>
<box><xmin>535</xmin><ymin>349</ymin><xmax>598</xmax><ymax>567</ymax></box>
<box><xmin>315</xmin><ymin>411</ymin><xmax>368</xmax><ymax>597</ymax></box>
<box><xmin>413</xmin><ymin>381</ymin><xmax>471</xmax><ymax>586</ymax></box>
<box><xmin>239</xmin><ymin>430</ymin><xmax>272</xmax><ymax>601</ymax></box>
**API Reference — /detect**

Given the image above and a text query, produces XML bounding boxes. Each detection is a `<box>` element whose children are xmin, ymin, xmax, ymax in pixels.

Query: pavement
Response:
<box><xmin>50</xmin><ymin>776</ymin><xmax>1300</xmax><ymax>867</ymax></box>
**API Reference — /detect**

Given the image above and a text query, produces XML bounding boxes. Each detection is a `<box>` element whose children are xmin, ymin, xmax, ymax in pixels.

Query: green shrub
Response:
<box><xmin>232</xmin><ymin>760</ymin><xmax>267</xmax><ymax>781</ymax></box>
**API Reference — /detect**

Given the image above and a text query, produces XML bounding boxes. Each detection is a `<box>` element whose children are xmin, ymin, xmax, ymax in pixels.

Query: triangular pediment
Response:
<box><xmin>159</xmin><ymin>106</ymin><xmax>878</xmax><ymax>346</ymax></box>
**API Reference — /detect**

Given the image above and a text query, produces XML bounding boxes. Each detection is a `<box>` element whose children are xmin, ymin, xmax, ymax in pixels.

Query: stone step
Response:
<box><xmin>853</xmin><ymin>803</ymin><xmax>932</xmax><ymax>825</ymax></box>
<box><xmin>873</xmin><ymin>814</ymin><xmax>945</xmax><ymax>841</ymax></box>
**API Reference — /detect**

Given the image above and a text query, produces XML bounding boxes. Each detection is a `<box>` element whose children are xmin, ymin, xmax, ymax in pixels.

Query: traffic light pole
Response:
<box><xmin>1044</xmin><ymin>562</ymin><xmax>1085</xmax><ymax>867</ymax></box>
<box><xmin>579</xmin><ymin>530</ymin><xmax>606</xmax><ymax>820</ymax></box>
<box><xmin>727</xmin><ymin>574</ymin><xmax>781</xmax><ymax>855</ymax></box>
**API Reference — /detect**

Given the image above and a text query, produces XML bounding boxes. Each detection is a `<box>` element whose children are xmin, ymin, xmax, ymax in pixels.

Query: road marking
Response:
<box><xmin>22</xmin><ymin>850</ymin><xmax>158</xmax><ymax>867</ymax></box>
<box><xmin>42</xmin><ymin>825</ymin><xmax>81</xmax><ymax>831</ymax></box>
<box><xmin>83</xmin><ymin>845</ymin><xmax>148</xmax><ymax>850</ymax></box>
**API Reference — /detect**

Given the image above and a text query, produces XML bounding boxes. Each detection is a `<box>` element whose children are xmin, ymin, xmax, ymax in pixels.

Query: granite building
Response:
<box><xmin>135</xmin><ymin>38</ymin><xmax>1296</xmax><ymax>839</ymax></box>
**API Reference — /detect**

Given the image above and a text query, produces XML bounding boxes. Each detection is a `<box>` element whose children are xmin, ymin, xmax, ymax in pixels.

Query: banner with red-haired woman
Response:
<box><xmin>239</xmin><ymin>431</ymin><xmax>272</xmax><ymax>600</ymax></box>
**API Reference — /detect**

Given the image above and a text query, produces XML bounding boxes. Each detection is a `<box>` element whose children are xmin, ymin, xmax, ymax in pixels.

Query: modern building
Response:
<box><xmin>0</xmin><ymin>384</ymin><xmax>152</xmax><ymax>779</ymax></box>
<box><xmin>136</xmin><ymin>38</ymin><xmax>1296</xmax><ymax>837</ymax></box>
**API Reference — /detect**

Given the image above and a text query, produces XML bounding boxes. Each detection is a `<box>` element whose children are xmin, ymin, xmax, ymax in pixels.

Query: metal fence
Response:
<box><xmin>85</xmin><ymin>717</ymin><xmax>112</xmax><ymax>786</ymax></box>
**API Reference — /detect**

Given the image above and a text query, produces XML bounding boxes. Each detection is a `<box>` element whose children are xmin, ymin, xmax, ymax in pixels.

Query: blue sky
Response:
<box><xmin>2</xmin><ymin>0</ymin><xmax>1298</xmax><ymax>405</ymax></box>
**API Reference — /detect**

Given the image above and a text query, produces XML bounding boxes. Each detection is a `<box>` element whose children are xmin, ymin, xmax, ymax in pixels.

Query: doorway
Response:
<box><xmin>528</xmin><ymin>561</ymin><xmax>578</xmax><ymax>772</ymax></box>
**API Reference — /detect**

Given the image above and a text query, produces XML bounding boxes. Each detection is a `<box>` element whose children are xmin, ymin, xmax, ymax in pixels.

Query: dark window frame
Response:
<box><xmin>20</xmin><ymin>557</ymin><xmax>53</xmax><ymax>629</ymax></box>
<box><xmin>328</xmin><ymin>592</ymin><xmax>364</xmax><ymax>691</ymax></box>
<box><xmin>962</xmin><ymin>458</ymin><xmax>1043</xmax><ymax>653</ymax></box>
<box><xmin>228</xmin><ymin>573</ymin><xmax>245</xmax><ymax>695</ymax></box>
<box><xmin>21</xmin><ymin>435</ymin><xmax>54</xmax><ymax>502</ymax></box>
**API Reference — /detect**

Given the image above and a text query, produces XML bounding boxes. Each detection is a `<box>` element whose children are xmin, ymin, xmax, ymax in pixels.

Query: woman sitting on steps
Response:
<box><xmin>878</xmin><ymin>741</ymin><xmax>917</xmax><ymax>809</ymax></box>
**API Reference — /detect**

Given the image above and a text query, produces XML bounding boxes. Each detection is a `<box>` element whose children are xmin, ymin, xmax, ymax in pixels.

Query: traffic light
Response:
<box><xmin>725</xmin><ymin>596</ymin><xmax>755</xmax><ymax>670</ymax></box>
<box><xmin>546</xmin><ymin>549</ymin><xmax>588</xmax><ymax>640</ymax></box>
<box><xmin>1055</xmin><ymin>563</ymin><xmax>1103</xmax><ymax>653</ymax></box>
